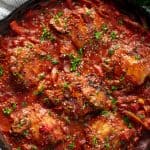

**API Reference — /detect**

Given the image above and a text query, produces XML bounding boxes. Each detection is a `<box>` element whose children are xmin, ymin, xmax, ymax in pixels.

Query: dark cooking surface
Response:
<box><xmin>0</xmin><ymin>0</ymin><xmax>149</xmax><ymax>149</ymax></box>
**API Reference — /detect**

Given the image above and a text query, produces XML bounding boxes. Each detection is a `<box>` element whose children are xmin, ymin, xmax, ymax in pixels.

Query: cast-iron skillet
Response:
<box><xmin>0</xmin><ymin>0</ymin><xmax>149</xmax><ymax>149</ymax></box>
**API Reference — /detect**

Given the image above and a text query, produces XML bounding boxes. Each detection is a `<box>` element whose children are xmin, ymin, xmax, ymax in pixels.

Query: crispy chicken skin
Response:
<box><xmin>111</xmin><ymin>50</ymin><xmax>150</xmax><ymax>85</ymax></box>
<box><xmin>44</xmin><ymin>72</ymin><xmax>111</xmax><ymax>117</ymax></box>
<box><xmin>0</xmin><ymin>0</ymin><xmax>149</xmax><ymax>149</ymax></box>
<box><xmin>50</xmin><ymin>6</ymin><xmax>102</xmax><ymax>48</ymax></box>
<box><xmin>11</xmin><ymin>104</ymin><xmax>67</xmax><ymax>145</ymax></box>
<box><xmin>85</xmin><ymin>113</ymin><xmax>137</xmax><ymax>150</ymax></box>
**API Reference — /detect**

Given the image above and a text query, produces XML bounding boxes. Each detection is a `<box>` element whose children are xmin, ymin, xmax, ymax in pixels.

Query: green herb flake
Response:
<box><xmin>2</xmin><ymin>107</ymin><xmax>13</xmax><ymax>116</ymax></box>
<box><xmin>40</xmin><ymin>27</ymin><xmax>55</xmax><ymax>42</ymax></box>
<box><xmin>22</xmin><ymin>101</ymin><xmax>28</xmax><ymax>108</ymax></box>
<box><xmin>118</xmin><ymin>19</ymin><xmax>124</xmax><ymax>25</ymax></box>
<box><xmin>46</xmin><ymin>54</ymin><xmax>52</xmax><ymax>61</ymax></box>
<box><xmin>51</xmin><ymin>59</ymin><xmax>59</xmax><ymax>65</ymax></box>
<box><xmin>54</xmin><ymin>11</ymin><xmax>63</xmax><ymax>24</ymax></box>
<box><xmin>120</xmin><ymin>75</ymin><xmax>125</xmax><ymax>82</ymax></box>
<box><xmin>94</xmin><ymin>31</ymin><xmax>102</xmax><ymax>40</ymax></box>
<box><xmin>110</xmin><ymin>97</ymin><xmax>117</xmax><ymax>105</ymax></box>
<box><xmin>86</xmin><ymin>8</ymin><xmax>91</xmax><ymax>15</ymax></box>
<box><xmin>135</xmin><ymin>54</ymin><xmax>141</xmax><ymax>60</ymax></box>
<box><xmin>92</xmin><ymin>136</ymin><xmax>98</xmax><ymax>146</ymax></box>
<box><xmin>31</xmin><ymin>145</ymin><xmax>38</xmax><ymax>150</ymax></box>
<box><xmin>123</xmin><ymin>116</ymin><xmax>132</xmax><ymax>128</ymax></box>
<box><xmin>69</xmin><ymin>55</ymin><xmax>81</xmax><ymax>72</ymax></box>
<box><xmin>63</xmin><ymin>82</ymin><xmax>69</xmax><ymax>89</ymax></box>
<box><xmin>54</xmin><ymin>11</ymin><xmax>63</xmax><ymax>19</ymax></box>
<box><xmin>13</xmin><ymin>72</ymin><xmax>23</xmax><ymax>79</ymax></box>
<box><xmin>108</xmin><ymin>49</ymin><xmax>115</xmax><ymax>56</ymax></box>
<box><xmin>0</xmin><ymin>66</ymin><xmax>4</xmax><ymax>77</ymax></box>
<box><xmin>68</xmin><ymin>142</ymin><xmax>75</xmax><ymax>150</ymax></box>
<box><xmin>16</xmin><ymin>147</ymin><xmax>21</xmax><ymax>150</ymax></box>
<box><xmin>104</xmin><ymin>59</ymin><xmax>110</xmax><ymax>64</ymax></box>
<box><xmin>101</xmin><ymin>110</ymin><xmax>111</xmax><ymax>117</ymax></box>
<box><xmin>104</xmin><ymin>137</ymin><xmax>110</xmax><ymax>150</ymax></box>
<box><xmin>77</xmin><ymin>48</ymin><xmax>83</xmax><ymax>56</ymax></box>
<box><xmin>34</xmin><ymin>85</ymin><xmax>45</xmax><ymax>96</ymax></box>
<box><xmin>101</xmin><ymin>24</ymin><xmax>108</xmax><ymax>32</ymax></box>
<box><xmin>111</xmin><ymin>86</ymin><xmax>118</xmax><ymax>91</ymax></box>
<box><xmin>110</xmin><ymin>31</ymin><xmax>118</xmax><ymax>40</ymax></box>
<box><xmin>23</xmin><ymin>130</ymin><xmax>29</xmax><ymax>137</ymax></box>
<box><xmin>26</xmin><ymin>43</ymin><xmax>33</xmax><ymax>49</ymax></box>
<box><xmin>138</xmin><ymin>114</ymin><xmax>145</xmax><ymax>119</ymax></box>
<box><xmin>12</xmin><ymin>102</ymin><xmax>17</xmax><ymax>110</ymax></box>
<box><xmin>65</xmin><ymin>116</ymin><xmax>71</xmax><ymax>124</ymax></box>
<box><xmin>38</xmin><ymin>72</ymin><xmax>46</xmax><ymax>80</ymax></box>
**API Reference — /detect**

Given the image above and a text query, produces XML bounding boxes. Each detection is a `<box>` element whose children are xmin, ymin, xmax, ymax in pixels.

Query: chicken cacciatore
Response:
<box><xmin>0</xmin><ymin>0</ymin><xmax>149</xmax><ymax>149</ymax></box>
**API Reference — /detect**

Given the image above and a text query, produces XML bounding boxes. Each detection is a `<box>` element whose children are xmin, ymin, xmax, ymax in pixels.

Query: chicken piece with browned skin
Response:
<box><xmin>8</xmin><ymin>43</ymin><xmax>53</xmax><ymax>89</ymax></box>
<box><xmin>10</xmin><ymin>104</ymin><xmax>67</xmax><ymax>145</ymax></box>
<box><xmin>85</xmin><ymin>113</ymin><xmax>138</xmax><ymax>149</ymax></box>
<box><xmin>43</xmin><ymin>72</ymin><xmax>111</xmax><ymax>118</ymax></box>
<box><xmin>50</xmin><ymin>6</ymin><xmax>103</xmax><ymax>48</ymax></box>
<box><xmin>110</xmin><ymin>49</ymin><xmax>150</xmax><ymax>85</ymax></box>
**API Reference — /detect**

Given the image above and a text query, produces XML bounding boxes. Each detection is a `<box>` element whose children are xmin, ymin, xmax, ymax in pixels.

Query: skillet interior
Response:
<box><xmin>0</xmin><ymin>0</ymin><xmax>149</xmax><ymax>149</ymax></box>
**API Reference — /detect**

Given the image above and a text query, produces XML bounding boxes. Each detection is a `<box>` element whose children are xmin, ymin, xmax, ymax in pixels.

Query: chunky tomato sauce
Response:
<box><xmin>0</xmin><ymin>0</ymin><xmax>149</xmax><ymax>149</ymax></box>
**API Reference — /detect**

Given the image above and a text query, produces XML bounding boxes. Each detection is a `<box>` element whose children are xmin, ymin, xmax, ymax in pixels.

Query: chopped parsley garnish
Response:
<box><xmin>40</xmin><ymin>27</ymin><xmax>55</xmax><ymax>41</ymax></box>
<box><xmin>13</xmin><ymin>72</ymin><xmax>23</xmax><ymax>79</ymax></box>
<box><xmin>11</xmin><ymin>102</ymin><xmax>17</xmax><ymax>110</ymax></box>
<box><xmin>135</xmin><ymin>54</ymin><xmax>141</xmax><ymax>60</ymax></box>
<box><xmin>63</xmin><ymin>82</ymin><xmax>69</xmax><ymax>89</ymax></box>
<box><xmin>110</xmin><ymin>31</ymin><xmax>118</xmax><ymax>40</ymax></box>
<box><xmin>2</xmin><ymin>107</ymin><xmax>13</xmax><ymax>116</ymax></box>
<box><xmin>54</xmin><ymin>11</ymin><xmax>63</xmax><ymax>20</ymax></box>
<box><xmin>38</xmin><ymin>72</ymin><xmax>46</xmax><ymax>80</ymax></box>
<box><xmin>92</xmin><ymin>136</ymin><xmax>98</xmax><ymax>146</ymax></box>
<box><xmin>123</xmin><ymin>116</ymin><xmax>132</xmax><ymax>128</ymax></box>
<box><xmin>110</xmin><ymin>96</ymin><xmax>117</xmax><ymax>105</ymax></box>
<box><xmin>40</xmin><ymin>54</ymin><xmax>59</xmax><ymax>65</ymax></box>
<box><xmin>104</xmin><ymin>58</ymin><xmax>110</xmax><ymax>64</ymax></box>
<box><xmin>65</xmin><ymin>116</ymin><xmax>71</xmax><ymax>124</ymax></box>
<box><xmin>22</xmin><ymin>101</ymin><xmax>28</xmax><ymax>107</ymax></box>
<box><xmin>86</xmin><ymin>8</ymin><xmax>91</xmax><ymax>15</ymax></box>
<box><xmin>101</xmin><ymin>110</ymin><xmax>111</xmax><ymax>117</ymax></box>
<box><xmin>138</xmin><ymin>114</ymin><xmax>145</xmax><ymax>119</ymax></box>
<box><xmin>120</xmin><ymin>75</ymin><xmax>125</xmax><ymax>82</ymax></box>
<box><xmin>26</xmin><ymin>43</ymin><xmax>33</xmax><ymax>49</ymax></box>
<box><xmin>104</xmin><ymin>137</ymin><xmax>110</xmax><ymax>150</ymax></box>
<box><xmin>69</xmin><ymin>55</ymin><xmax>81</xmax><ymax>72</ymax></box>
<box><xmin>94</xmin><ymin>31</ymin><xmax>102</xmax><ymax>40</ymax></box>
<box><xmin>101</xmin><ymin>24</ymin><xmax>108</xmax><ymax>32</ymax></box>
<box><xmin>0</xmin><ymin>66</ymin><xmax>4</xmax><ymax>77</ymax></box>
<box><xmin>45</xmin><ymin>54</ymin><xmax>52</xmax><ymax>61</ymax></box>
<box><xmin>68</xmin><ymin>142</ymin><xmax>75</xmax><ymax>150</ymax></box>
<box><xmin>111</xmin><ymin>85</ymin><xmax>118</xmax><ymax>91</ymax></box>
<box><xmin>118</xmin><ymin>19</ymin><xmax>124</xmax><ymax>25</ymax></box>
<box><xmin>23</xmin><ymin>130</ymin><xmax>29</xmax><ymax>137</ymax></box>
<box><xmin>108</xmin><ymin>49</ymin><xmax>115</xmax><ymax>56</ymax></box>
<box><xmin>31</xmin><ymin>145</ymin><xmax>38</xmax><ymax>150</ymax></box>
<box><xmin>51</xmin><ymin>59</ymin><xmax>59</xmax><ymax>65</ymax></box>
<box><xmin>77</xmin><ymin>48</ymin><xmax>83</xmax><ymax>56</ymax></box>
<box><xmin>17</xmin><ymin>118</ymin><xmax>28</xmax><ymax>128</ymax></box>
<box><xmin>34</xmin><ymin>85</ymin><xmax>45</xmax><ymax>96</ymax></box>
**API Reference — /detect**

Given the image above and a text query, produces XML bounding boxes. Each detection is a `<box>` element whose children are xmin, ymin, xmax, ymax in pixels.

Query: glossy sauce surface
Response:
<box><xmin>0</xmin><ymin>0</ymin><xmax>149</xmax><ymax>149</ymax></box>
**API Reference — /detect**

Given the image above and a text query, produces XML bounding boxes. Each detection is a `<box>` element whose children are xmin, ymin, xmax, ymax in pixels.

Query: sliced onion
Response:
<box><xmin>124</xmin><ymin>110</ymin><xmax>150</xmax><ymax>130</ymax></box>
<box><xmin>51</xmin><ymin>67</ymin><xmax>58</xmax><ymax>82</ymax></box>
<box><xmin>93</xmin><ymin>64</ymin><xmax>104</xmax><ymax>77</ymax></box>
